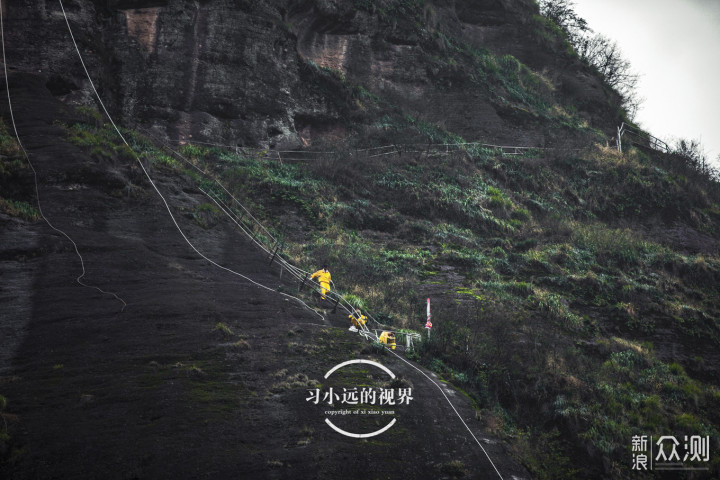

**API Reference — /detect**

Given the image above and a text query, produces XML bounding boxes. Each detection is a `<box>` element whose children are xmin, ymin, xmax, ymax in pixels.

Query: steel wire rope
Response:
<box><xmin>192</xmin><ymin>187</ymin><xmax>320</xmax><ymax>295</ymax></box>
<box><xmin>145</xmin><ymin>132</ymin><xmax>388</xmax><ymax>335</ymax></box>
<box><xmin>200</xmin><ymin>187</ymin><xmax>380</xmax><ymax>338</ymax></box>
<box><xmin>155</xmin><ymin>140</ymin><xmax>433</xmax><ymax>342</ymax></box>
<box><xmin>136</xmin><ymin>137</ymin><xmax>334</xmax><ymax>319</ymax></box>
<box><xmin>140</xmin><ymin>133</ymin><xmax>321</xmax><ymax>290</ymax></box>
<box><xmin>197</xmin><ymin>187</ymin><xmax>276</xmax><ymax>258</ymax></box>
<box><xmin>198</xmin><ymin>186</ymin><xmax>374</xmax><ymax>334</ymax></box>
<box><xmin>0</xmin><ymin>0</ymin><xmax>126</xmax><ymax>311</ymax></box>
<box><xmin>195</xmin><ymin>188</ymin><xmax>332</xmax><ymax>306</ymax></box>
<box><xmin>196</xmin><ymin>189</ymin><xmax>316</xmax><ymax>291</ymax></box>
<box><xmin>387</xmin><ymin>348</ymin><xmax>505</xmax><ymax>480</ymax></box>
<box><xmin>57</xmin><ymin>0</ymin><xmax>324</xmax><ymax>322</ymax></box>
<box><xmin>136</xmin><ymin>126</ymin><xmax>281</xmax><ymax>247</ymax></box>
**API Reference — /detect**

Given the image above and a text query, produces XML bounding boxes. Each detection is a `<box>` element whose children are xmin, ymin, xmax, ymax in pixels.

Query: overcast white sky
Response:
<box><xmin>573</xmin><ymin>0</ymin><xmax>720</xmax><ymax>164</ymax></box>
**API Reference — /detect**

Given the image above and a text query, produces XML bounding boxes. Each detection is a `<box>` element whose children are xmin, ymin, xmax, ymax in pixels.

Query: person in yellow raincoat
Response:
<box><xmin>378</xmin><ymin>331</ymin><xmax>396</xmax><ymax>350</ymax></box>
<box><xmin>310</xmin><ymin>265</ymin><xmax>331</xmax><ymax>300</ymax></box>
<box><xmin>348</xmin><ymin>310</ymin><xmax>366</xmax><ymax>332</ymax></box>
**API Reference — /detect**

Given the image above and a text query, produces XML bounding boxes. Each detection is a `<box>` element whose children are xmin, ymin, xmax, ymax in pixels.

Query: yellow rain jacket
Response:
<box><xmin>349</xmin><ymin>313</ymin><xmax>367</xmax><ymax>328</ymax></box>
<box><xmin>379</xmin><ymin>331</ymin><xmax>396</xmax><ymax>350</ymax></box>
<box><xmin>311</xmin><ymin>268</ymin><xmax>331</xmax><ymax>298</ymax></box>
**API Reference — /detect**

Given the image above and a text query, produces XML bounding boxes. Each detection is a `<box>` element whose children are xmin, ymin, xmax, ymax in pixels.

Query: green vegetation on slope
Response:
<box><xmin>176</xmin><ymin>139</ymin><xmax>720</xmax><ymax>478</ymax></box>
<box><xmin>65</xmin><ymin>81</ymin><xmax>720</xmax><ymax>479</ymax></box>
<box><xmin>0</xmin><ymin>119</ymin><xmax>39</xmax><ymax>221</ymax></box>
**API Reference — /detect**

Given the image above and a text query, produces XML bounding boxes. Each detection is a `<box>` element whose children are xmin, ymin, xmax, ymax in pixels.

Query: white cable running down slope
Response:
<box><xmin>136</xmin><ymin>134</ymin><xmax>340</xmax><ymax>327</ymax></box>
<box><xmin>196</xmin><ymin>187</ymin><xmax>377</xmax><ymax>339</ymax></box>
<box><xmin>136</xmin><ymin>125</ymin><xmax>420</xmax><ymax>339</ymax></box>
<box><xmin>388</xmin><ymin>348</ymin><xmax>505</xmax><ymax>480</ymax></box>
<box><xmin>57</xmin><ymin>0</ymin><xmax>324</xmax><ymax>322</ymax></box>
<box><xmin>0</xmin><ymin>0</ymin><xmax>127</xmax><ymax>311</ymax></box>
<box><xmin>139</xmin><ymin>131</ymin><xmax>382</xmax><ymax>335</ymax></box>
<box><xmin>138</xmin><ymin>112</ymin><xmax>374</xmax><ymax>342</ymax></box>
<box><xmin>136</xmin><ymin>127</ymin><xmax>283</xmax><ymax>251</ymax></box>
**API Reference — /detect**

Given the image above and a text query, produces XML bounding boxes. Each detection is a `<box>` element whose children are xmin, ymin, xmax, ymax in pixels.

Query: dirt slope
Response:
<box><xmin>0</xmin><ymin>73</ymin><xmax>531</xmax><ymax>479</ymax></box>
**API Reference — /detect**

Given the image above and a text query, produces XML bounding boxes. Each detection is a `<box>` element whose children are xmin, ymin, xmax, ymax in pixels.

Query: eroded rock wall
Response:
<box><xmin>3</xmin><ymin>0</ymin><xmax>618</xmax><ymax>148</ymax></box>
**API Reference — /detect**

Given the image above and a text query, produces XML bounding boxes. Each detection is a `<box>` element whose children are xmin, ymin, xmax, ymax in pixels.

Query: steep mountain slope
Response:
<box><xmin>0</xmin><ymin>73</ymin><xmax>531</xmax><ymax>479</ymax></box>
<box><xmin>146</xmin><ymin>115</ymin><xmax>720</xmax><ymax>479</ymax></box>
<box><xmin>2</xmin><ymin>0</ymin><xmax>720</xmax><ymax>479</ymax></box>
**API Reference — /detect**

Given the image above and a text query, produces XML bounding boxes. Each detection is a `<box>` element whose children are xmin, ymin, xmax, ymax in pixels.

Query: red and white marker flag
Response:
<box><xmin>425</xmin><ymin>298</ymin><xmax>432</xmax><ymax>329</ymax></box>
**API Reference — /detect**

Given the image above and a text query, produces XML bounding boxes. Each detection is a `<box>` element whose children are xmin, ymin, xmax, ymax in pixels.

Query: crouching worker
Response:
<box><xmin>310</xmin><ymin>265</ymin><xmax>331</xmax><ymax>300</ymax></box>
<box><xmin>348</xmin><ymin>310</ymin><xmax>367</xmax><ymax>332</ymax></box>
<box><xmin>378</xmin><ymin>331</ymin><xmax>396</xmax><ymax>350</ymax></box>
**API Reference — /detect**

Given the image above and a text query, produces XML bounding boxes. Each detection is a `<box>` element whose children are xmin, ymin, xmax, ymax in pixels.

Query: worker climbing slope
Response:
<box><xmin>310</xmin><ymin>264</ymin><xmax>332</xmax><ymax>300</ymax></box>
<box><xmin>348</xmin><ymin>309</ymin><xmax>367</xmax><ymax>332</ymax></box>
<box><xmin>379</xmin><ymin>331</ymin><xmax>396</xmax><ymax>350</ymax></box>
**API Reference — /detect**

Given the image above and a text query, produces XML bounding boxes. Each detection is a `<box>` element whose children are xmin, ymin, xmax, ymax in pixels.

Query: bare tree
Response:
<box><xmin>538</xmin><ymin>0</ymin><xmax>642</xmax><ymax>119</ymax></box>
<box><xmin>575</xmin><ymin>33</ymin><xmax>642</xmax><ymax>118</ymax></box>
<box><xmin>674</xmin><ymin>137</ymin><xmax>707</xmax><ymax>172</ymax></box>
<box><xmin>537</xmin><ymin>0</ymin><xmax>589</xmax><ymax>44</ymax></box>
<box><xmin>575</xmin><ymin>34</ymin><xmax>635</xmax><ymax>89</ymax></box>
<box><xmin>670</xmin><ymin>139</ymin><xmax>720</xmax><ymax>186</ymax></box>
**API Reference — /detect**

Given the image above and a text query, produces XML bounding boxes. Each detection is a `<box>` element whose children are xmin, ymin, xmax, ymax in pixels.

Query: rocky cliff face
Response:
<box><xmin>5</xmin><ymin>0</ymin><xmax>618</xmax><ymax>150</ymax></box>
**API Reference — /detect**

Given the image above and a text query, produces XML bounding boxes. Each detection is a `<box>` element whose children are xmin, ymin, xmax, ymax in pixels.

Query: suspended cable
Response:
<box><xmin>0</xmin><ymin>0</ymin><xmax>126</xmax><ymax>310</ymax></box>
<box><xmin>58</xmin><ymin>0</ymin><xmax>323</xmax><ymax>322</ymax></box>
<box><xmin>388</xmin><ymin>348</ymin><xmax>505</xmax><ymax>480</ymax></box>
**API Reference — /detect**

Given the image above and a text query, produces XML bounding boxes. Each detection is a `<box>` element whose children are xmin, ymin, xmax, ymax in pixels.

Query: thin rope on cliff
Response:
<box><xmin>143</xmin><ymin>129</ymin><xmax>393</xmax><ymax>336</ymax></box>
<box><xmin>57</xmin><ymin>0</ymin><xmax>324</xmax><ymax>323</ymax></box>
<box><xmin>0</xmin><ymin>0</ymin><xmax>127</xmax><ymax>311</ymax></box>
